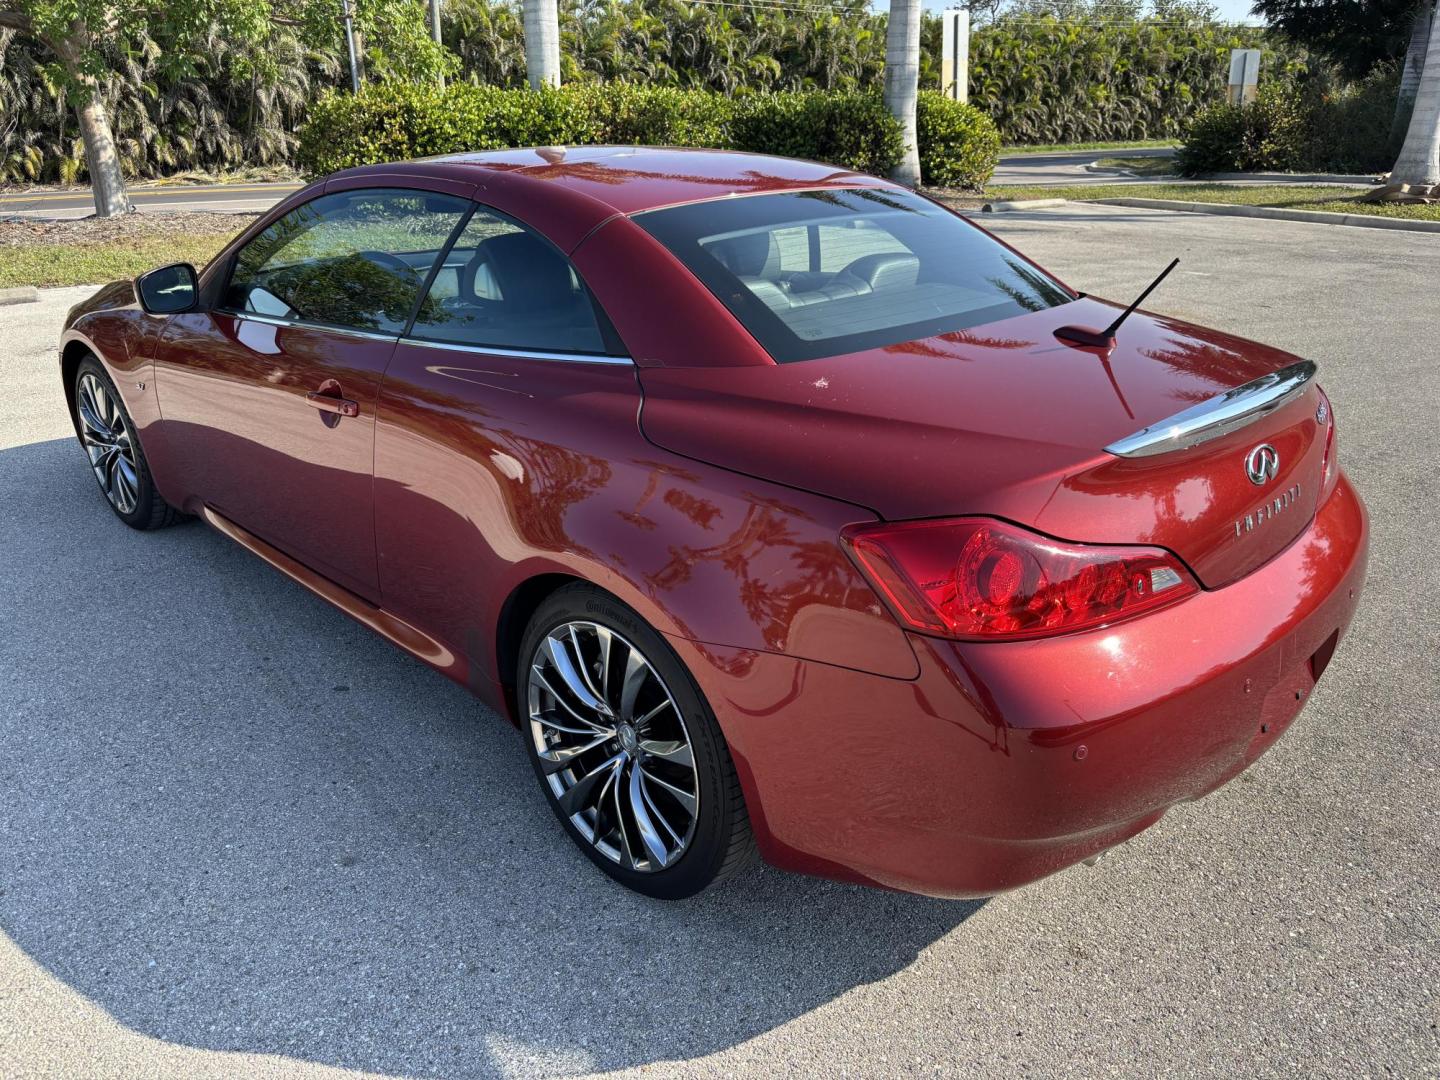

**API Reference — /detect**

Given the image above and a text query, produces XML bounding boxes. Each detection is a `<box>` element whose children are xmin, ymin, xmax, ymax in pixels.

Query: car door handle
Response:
<box><xmin>305</xmin><ymin>391</ymin><xmax>360</xmax><ymax>418</ymax></box>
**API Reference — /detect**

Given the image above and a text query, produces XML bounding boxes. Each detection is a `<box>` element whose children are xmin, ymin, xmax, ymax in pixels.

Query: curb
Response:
<box><xmin>983</xmin><ymin>198</ymin><xmax>1068</xmax><ymax>213</ymax></box>
<box><xmin>1088</xmin><ymin>197</ymin><xmax>1440</xmax><ymax>234</ymax></box>
<box><xmin>0</xmin><ymin>286</ymin><xmax>38</xmax><ymax>306</ymax></box>
<box><xmin>1198</xmin><ymin>171</ymin><xmax>1379</xmax><ymax>185</ymax></box>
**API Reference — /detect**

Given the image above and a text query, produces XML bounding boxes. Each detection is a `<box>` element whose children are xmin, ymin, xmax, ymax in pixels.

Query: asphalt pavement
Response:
<box><xmin>0</xmin><ymin>182</ymin><xmax>302</xmax><ymax>220</ymax></box>
<box><xmin>0</xmin><ymin>205</ymin><xmax>1436</xmax><ymax>1079</ymax></box>
<box><xmin>989</xmin><ymin>146</ymin><xmax>1177</xmax><ymax>186</ymax></box>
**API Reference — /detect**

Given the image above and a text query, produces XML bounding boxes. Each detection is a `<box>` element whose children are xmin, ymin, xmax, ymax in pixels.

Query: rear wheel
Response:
<box><xmin>518</xmin><ymin>583</ymin><xmax>755</xmax><ymax>899</ymax></box>
<box><xmin>73</xmin><ymin>356</ymin><xmax>182</xmax><ymax>530</ymax></box>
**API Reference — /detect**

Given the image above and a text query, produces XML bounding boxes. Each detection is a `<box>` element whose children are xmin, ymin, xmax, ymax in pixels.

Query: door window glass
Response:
<box><xmin>224</xmin><ymin>188</ymin><xmax>471</xmax><ymax>334</ymax></box>
<box><xmin>409</xmin><ymin>208</ymin><xmax>614</xmax><ymax>356</ymax></box>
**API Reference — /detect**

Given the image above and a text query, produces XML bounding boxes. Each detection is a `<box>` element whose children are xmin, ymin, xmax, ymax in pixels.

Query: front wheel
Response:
<box><xmin>73</xmin><ymin>355</ymin><xmax>182</xmax><ymax>530</ymax></box>
<box><xmin>518</xmin><ymin>584</ymin><xmax>756</xmax><ymax>899</ymax></box>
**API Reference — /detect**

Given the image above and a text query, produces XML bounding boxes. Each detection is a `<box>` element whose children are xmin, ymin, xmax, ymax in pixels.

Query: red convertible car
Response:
<box><xmin>60</xmin><ymin>147</ymin><xmax>1367</xmax><ymax>899</ymax></box>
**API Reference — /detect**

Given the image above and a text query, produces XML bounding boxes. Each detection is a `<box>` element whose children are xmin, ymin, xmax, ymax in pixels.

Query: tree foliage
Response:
<box><xmin>294</xmin><ymin>80</ymin><xmax>1001</xmax><ymax>188</ymax></box>
<box><xmin>1248</xmin><ymin>0</ymin><xmax>1423</xmax><ymax>81</ymax></box>
<box><xmin>967</xmin><ymin>8</ymin><xmax>1307</xmax><ymax>143</ymax></box>
<box><xmin>1</xmin><ymin>0</ymin><xmax>1313</xmax><ymax>184</ymax></box>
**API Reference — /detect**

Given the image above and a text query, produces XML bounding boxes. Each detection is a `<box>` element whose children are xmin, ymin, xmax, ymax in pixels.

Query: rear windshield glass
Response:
<box><xmin>635</xmin><ymin>187</ymin><xmax>1076</xmax><ymax>363</ymax></box>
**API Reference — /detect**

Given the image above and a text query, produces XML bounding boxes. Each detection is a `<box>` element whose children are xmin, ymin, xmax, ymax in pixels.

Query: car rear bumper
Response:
<box><xmin>670</xmin><ymin>473</ymin><xmax>1368</xmax><ymax>898</ymax></box>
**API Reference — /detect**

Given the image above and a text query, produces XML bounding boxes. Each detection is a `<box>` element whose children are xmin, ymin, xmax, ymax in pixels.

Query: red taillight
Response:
<box><xmin>842</xmin><ymin>518</ymin><xmax>1198</xmax><ymax>641</ymax></box>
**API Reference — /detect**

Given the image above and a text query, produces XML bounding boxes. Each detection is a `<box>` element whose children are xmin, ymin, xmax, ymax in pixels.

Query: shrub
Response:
<box><xmin>916</xmin><ymin>92</ymin><xmax>1000</xmax><ymax>189</ymax></box>
<box><xmin>1176</xmin><ymin>86</ymin><xmax>1307</xmax><ymax>174</ymax></box>
<box><xmin>568</xmin><ymin>83</ymin><xmax>735</xmax><ymax>147</ymax></box>
<box><xmin>298</xmin><ymin>82</ymin><xmax>997</xmax><ymax>186</ymax></box>
<box><xmin>1177</xmin><ymin>64</ymin><xmax>1400</xmax><ymax>176</ymax></box>
<box><xmin>1299</xmin><ymin>63</ymin><xmax>1401</xmax><ymax>173</ymax></box>
<box><xmin>730</xmin><ymin>92</ymin><xmax>904</xmax><ymax>176</ymax></box>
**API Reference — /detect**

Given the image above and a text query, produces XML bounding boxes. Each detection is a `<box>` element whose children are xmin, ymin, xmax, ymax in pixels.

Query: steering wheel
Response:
<box><xmin>357</xmin><ymin>249</ymin><xmax>422</xmax><ymax>284</ymax></box>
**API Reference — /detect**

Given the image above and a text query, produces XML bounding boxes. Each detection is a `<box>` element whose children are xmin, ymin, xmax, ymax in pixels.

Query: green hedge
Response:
<box><xmin>967</xmin><ymin>15</ymin><xmax>1308</xmax><ymax>145</ymax></box>
<box><xmin>729</xmin><ymin>92</ymin><xmax>905</xmax><ymax>177</ymax></box>
<box><xmin>1177</xmin><ymin>65</ymin><xmax>1400</xmax><ymax>176</ymax></box>
<box><xmin>296</xmin><ymin>82</ymin><xmax>999</xmax><ymax>189</ymax></box>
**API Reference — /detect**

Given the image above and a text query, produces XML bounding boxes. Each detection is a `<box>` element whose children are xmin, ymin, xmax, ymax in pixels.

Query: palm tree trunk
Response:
<box><xmin>1393</xmin><ymin>1</ymin><xmax>1435</xmax><ymax>143</ymax></box>
<box><xmin>523</xmin><ymin>0</ymin><xmax>561</xmax><ymax>88</ymax></box>
<box><xmin>884</xmin><ymin>0</ymin><xmax>922</xmax><ymax>187</ymax></box>
<box><xmin>1392</xmin><ymin>4</ymin><xmax>1440</xmax><ymax>186</ymax></box>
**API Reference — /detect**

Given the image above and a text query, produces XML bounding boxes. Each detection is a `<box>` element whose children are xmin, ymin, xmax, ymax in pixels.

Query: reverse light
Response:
<box><xmin>842</xmin><ymin>518</ymin><xmax>1199</xmax><ymax>641</ymax></box>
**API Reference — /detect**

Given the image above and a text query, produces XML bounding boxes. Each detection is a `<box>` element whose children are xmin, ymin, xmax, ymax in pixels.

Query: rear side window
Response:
<box><xmin>408</xmin><ymin>208</ymin><xmax>615</xmax><ymax>356</ymax></box>
<box><xmin>223</xmin><ymin>188</ymin><xmax>471</xmax><ymax>334</ymax></box>
<box><xmin>635</xmin><ymin>188</ymin><xmax>1076</xmax><ymax>363</ymax></box>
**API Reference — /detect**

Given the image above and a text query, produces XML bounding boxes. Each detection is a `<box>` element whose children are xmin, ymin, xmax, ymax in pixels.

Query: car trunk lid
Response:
<box><xmin>637</xmin><ymin>299</ymin><xmax>1327</xmax><ymax>588</ymax></box>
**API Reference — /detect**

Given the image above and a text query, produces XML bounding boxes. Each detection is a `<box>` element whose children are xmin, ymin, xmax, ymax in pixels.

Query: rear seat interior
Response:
<box><xmin>706</xmin><ymin>231</ymin><xmax>921</xmax><ymax>313</ymax></box>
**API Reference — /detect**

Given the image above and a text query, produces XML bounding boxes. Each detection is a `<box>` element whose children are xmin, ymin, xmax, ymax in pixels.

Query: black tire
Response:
<box><xmin>73</xmin><ymin>355</ymin><xmax>184</xmax><ymax>531</ymax></box>
<box><xmin>518</xmin><ymin>582</ymin><xmax>756</xmax><ymax>899</ymax></box>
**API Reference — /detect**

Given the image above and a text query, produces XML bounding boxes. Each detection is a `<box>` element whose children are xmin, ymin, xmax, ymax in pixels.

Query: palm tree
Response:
<box><xmin>883</xmin><ymin>0</ymin><xmax>922</xmax><ymax>186</ymax></box>
<box><xmin>524</xmin><ymin>0</ymin><xmax>562</xmax><ymax>88</ymax></box>
<box><xmin>1394</xmin><ymin>1</ymin><xmax>1435</xmax><ymax>142</ymax></box>
<box><xmin>1391</xmin><ymin>2</ymin><xmax>1440</xmax><ymax>186</ymax></box>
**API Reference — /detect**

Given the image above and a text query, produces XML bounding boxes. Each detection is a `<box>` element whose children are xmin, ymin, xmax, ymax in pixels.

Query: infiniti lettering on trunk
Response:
<box><xmin>1234</xmin><ymin>483</ymin><xmax>1303</xmax><ymax>539</ymax></box>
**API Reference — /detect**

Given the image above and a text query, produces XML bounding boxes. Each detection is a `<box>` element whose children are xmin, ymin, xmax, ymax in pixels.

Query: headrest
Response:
<box><xmin>838</xmin><ymin>253</ymin><xmax>921</xmax><ymax>293</ymax></box>
<box><xmin>473</xmin><ymin>231</ymin><xmax>577</xmax><ymax>313</ymax></box>
<box><xmin>708</xmin><ymin>231</ymin><xmax>781</xmax><ymax>278</ymax></box>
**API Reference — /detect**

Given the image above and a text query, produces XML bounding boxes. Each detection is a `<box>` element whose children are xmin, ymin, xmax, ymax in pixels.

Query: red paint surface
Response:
<box><xmin>58</xmin><ymin>148</ymin><xmax>1369</xmax><ymax>897</ymax></box>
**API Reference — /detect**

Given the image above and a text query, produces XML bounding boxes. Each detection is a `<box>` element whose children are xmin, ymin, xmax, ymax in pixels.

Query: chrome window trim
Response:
<box><xmin>398</xmin><ymin>336</ymin><xmax>634</xmax><ymax>366</ymax></box>
<box><xmin>222</xmin><ymin>310</ymin><xmax>401</xmax><ymax>344</ymax></box>
<box><xmin>1104</xmin><ymin>359</ymin><xmax>1318</xmax><ymax>458</ymax></box>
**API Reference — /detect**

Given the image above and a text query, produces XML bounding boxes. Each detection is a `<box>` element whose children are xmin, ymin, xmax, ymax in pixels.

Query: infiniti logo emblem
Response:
<box><xmin>1245</xmin><ymin>443</ymin><xmax>1280</xmax><ymax>486</ymax></box>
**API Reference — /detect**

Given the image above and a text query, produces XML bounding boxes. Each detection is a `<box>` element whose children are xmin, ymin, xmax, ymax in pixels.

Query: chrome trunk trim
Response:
<box><xmin>1104</xmin><ymin>359</ymin><xmax>1317</xmax><ymax>458</ymax></box>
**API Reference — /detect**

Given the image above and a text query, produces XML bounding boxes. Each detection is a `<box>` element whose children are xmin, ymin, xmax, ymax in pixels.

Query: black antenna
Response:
<box><xmin>1055</xmin><ymin>258</ymin><xmax>1180</xmax><ymax>349</ymax></box>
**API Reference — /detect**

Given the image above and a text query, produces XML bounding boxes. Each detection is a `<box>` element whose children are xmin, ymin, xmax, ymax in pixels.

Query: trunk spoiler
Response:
<box><xmin>1104</xmin><ymin>360</ymin><xmax>1317</xmax><ymax>458</ymax></box>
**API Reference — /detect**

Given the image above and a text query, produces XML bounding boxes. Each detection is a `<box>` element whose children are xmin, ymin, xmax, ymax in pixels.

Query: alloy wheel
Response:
<box><xmin>76</xmin><ymin>372</ymin><xmax>140</xmax><ymax>515</ymax></box>
<box><xmin>527</xmin><ymin>621</ymin><xmax>699</xmax><ymax>872</ymax></box>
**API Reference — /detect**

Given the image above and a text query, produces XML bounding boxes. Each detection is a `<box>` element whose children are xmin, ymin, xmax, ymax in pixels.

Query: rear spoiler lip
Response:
<box><xmin>1104</xmin><ymin>359</ymin><xmax>1317</xmax><ymax>458</ymax></box>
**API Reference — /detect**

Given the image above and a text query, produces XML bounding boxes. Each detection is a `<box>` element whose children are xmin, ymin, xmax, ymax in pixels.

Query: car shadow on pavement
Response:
<box><xmin>0</xmin><ymin>437</ymin><xmax>983</xmax><ymax>1079</ymax></box>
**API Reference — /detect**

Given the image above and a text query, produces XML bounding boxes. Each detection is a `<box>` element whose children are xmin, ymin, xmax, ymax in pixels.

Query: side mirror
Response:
<box><xmin>136</xmin><ymin>262</ymin><xmax>199</xmax><ymax>315</ymax></box>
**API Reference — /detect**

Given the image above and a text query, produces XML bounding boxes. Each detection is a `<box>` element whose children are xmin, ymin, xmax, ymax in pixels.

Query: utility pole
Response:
<box><xmin>340</xmin><ymin>0</ymin><xmax>361</xmax><ymax>93</ymax></box>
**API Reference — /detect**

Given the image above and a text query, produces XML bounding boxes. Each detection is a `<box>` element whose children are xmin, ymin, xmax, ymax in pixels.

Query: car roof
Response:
<box><xmin>331</xmin><ymin>145</ymin><xmax>893</xmax><ymax>217</ymax></box>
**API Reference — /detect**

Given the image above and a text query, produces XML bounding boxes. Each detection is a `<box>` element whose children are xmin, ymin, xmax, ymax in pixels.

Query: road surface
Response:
<box><xmin>0</xmin><ymin>182</ymin><xmax>301</xmax><ymax>220</ymax></box>
<box><xmin>1</xmin><ymin>204</ymin><xmax>1435</xmax><ymax>1079</ymax></box>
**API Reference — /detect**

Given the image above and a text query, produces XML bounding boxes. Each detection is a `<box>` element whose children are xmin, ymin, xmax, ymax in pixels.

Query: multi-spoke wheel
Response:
<box><xmin>519</xmin><ymin>584</ymin><xmax>755</xmax><ymax>898</ymax></box>
<box><xmin>77</xmin><ymin>370</ymin><xmax>141</xmax><ymax>515</ymax></box>
<box><xmin>72</xmin><ymin>356</ymin><xmax>183</xmax><ymax>530</ymax></box>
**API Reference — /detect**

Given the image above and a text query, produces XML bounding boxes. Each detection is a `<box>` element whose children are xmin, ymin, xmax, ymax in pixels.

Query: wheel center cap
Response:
<box><xmin>616</xmin><ymin>723</ymin><xmax>638</xmax><ymax>753</ymax></box>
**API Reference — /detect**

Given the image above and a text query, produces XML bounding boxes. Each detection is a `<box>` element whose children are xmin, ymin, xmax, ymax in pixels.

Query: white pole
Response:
<box><xmin>941</xmin><ymin>10</ymin><xmax>970</xmax><ymax>103</ymax></box>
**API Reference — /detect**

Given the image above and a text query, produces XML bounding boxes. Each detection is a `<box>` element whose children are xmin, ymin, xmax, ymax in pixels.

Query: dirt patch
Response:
<box><xmin>0</xmin><ymin>212</ymin><xmax>259</xmax><ymax>249</ymax></box>
<box><xmin>921</xmin><ymin>188</ymin><xmax>989</xmax><ymax>213</ymax></box>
